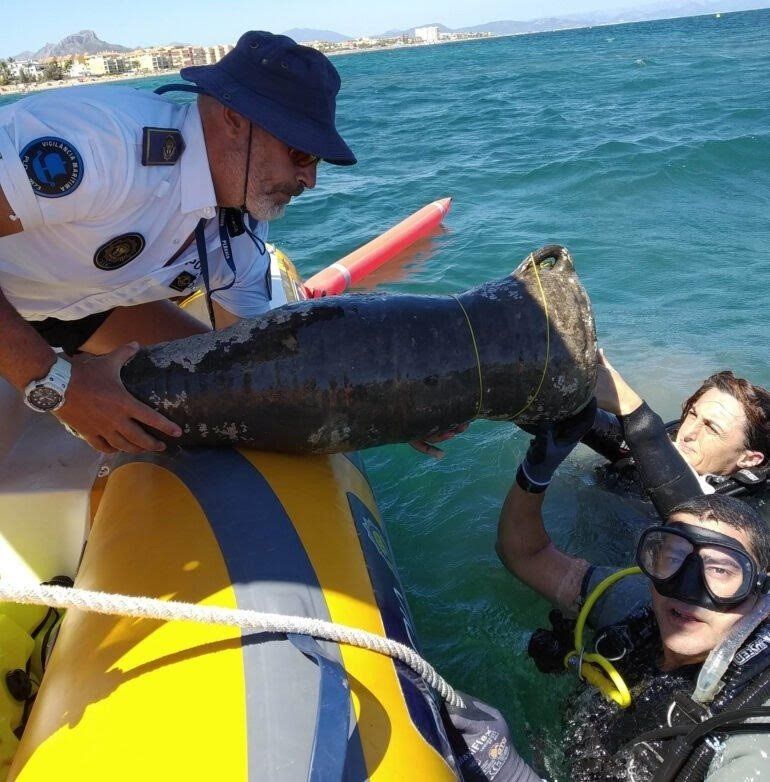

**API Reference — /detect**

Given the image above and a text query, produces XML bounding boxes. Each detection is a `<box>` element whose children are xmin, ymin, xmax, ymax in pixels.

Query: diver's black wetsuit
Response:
<box><xmin>562</xmin><ymin>569</ymin><xmax>770</xmax><ymax>782</ymax></box>
<box><xmin>586</xmin><ymin>404</ymin><xmax>770</xmax><ymax>521</ymax></box>
<box><xmin>584</xmin><ymin>405</ymin><xmax>705</xmax><ymax>521</ymax></box>
<box><xmin>528</xmin><ymin>405</ymin><xmax>770</xmax><ymax>780</ymax></box>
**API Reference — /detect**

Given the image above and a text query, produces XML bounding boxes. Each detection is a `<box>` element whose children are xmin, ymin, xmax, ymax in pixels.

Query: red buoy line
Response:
<box><xmin>304</xmin><ymin>197</ymin><xmax>452</xmax><ymax>298</ymax></box>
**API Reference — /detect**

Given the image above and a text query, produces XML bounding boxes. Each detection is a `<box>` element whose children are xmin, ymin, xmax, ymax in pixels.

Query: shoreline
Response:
<box><xmin>0</xmin><ymin>69</ymin><xmax>179</xmax><ymax>97</ymax></box>
<box><xmin>0</xmin><ymin>9</ymin><xmax>751</xmax><ymax>98</ymax></box>
<box><xmin>0</xmin><ymin>37</ymin><xmax>488</xmax><ymax>96</ymax></box>
<box><xmin>2</xmin><ymin>40</ymin><xmax>468</xmax><ymax>97</ymax></box>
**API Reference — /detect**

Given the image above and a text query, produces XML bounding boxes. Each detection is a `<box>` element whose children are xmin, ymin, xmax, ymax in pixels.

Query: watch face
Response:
<box><xmin>28</xmin><ymin>384</ymin><xmax>64</xmax><ymax>412</ymax></box>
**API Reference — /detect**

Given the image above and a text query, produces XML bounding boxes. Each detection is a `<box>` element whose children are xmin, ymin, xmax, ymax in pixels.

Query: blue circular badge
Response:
<box><xmin>19</xmin><ymin>136</ymin><xmax>84</xmax><ymax>198</ymax></box>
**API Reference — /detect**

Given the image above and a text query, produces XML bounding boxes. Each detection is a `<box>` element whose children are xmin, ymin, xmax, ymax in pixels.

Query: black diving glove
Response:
<box><xmin>516</xmin><ymin>399</ymin><xmax>598</xmax><ymax>493</ymax></box>
<box><xmin>593</xmin><ymin>408</ymin><xmax>623</xmax><ymax>438</ymax></box>
<box><xmin>619</xmin><ymin>401</ymin><xmax>702</xmax><ymax>518</ymax></box>
<box><xmin>580</xmin><ymin>407</ymin><xmax>629</xmax><ymax>464</ymax></box>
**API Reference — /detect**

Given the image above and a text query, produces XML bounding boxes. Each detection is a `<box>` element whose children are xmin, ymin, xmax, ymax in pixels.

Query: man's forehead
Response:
<box><xmin>667</xmin><ymin>512</ymin><xmax>752</xmax><ymax>548</ymax></box>
<box><xmin>668</xmin><ymin>511</ymin><xmax>701</xmax><ymax>528</ymax></box>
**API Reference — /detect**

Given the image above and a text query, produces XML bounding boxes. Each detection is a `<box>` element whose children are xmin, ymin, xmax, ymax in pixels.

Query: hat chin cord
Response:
<box><xmin>235</xmin><ymin>122</ymin><xmax>267</xmax><ymax>257</ymax></box>
<box><xmin>239</xmin><ymin>123</ymin><xmax>254</xmax><ymax>215</ymax></box>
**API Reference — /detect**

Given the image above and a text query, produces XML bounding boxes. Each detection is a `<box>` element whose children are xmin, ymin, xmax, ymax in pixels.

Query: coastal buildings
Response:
<box><xmin>134</xmin><ymin>52</ymin><xmax>174</xmax><ymax>73</ymax></box>
<box><xmin>415</xmin><ymin>26</ymin><xmax>440</xmax><ymax>43</ymax></box>
<box><xmin>0</xmin><ymin>42</ymin><xmax>234</xmax><ymax>88</ymax></box>
<box><xmin>5</xmin><ymin>60</ymin><xmax>43</xmax><ymax>81</ymax></box>
<box><xmin>87</xmin><ymin>43</ymin><xmax>234</xmax><ymax>75</ymax></box>
<box><xmin>84</xmin><ymin>53</ymin><xmax>132</xmax><ymax>76</ymax></box>
<box><xmin>0</xmin><ymin>31</ymin><xmax>493</xmax><ymax>94</ymax></box>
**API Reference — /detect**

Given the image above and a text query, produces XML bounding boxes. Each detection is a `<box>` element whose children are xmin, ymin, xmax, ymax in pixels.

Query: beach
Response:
<box><xmin>0</xmin><ymin>68</ymin><xmax>178</xmax><ymax>97</ymax></box>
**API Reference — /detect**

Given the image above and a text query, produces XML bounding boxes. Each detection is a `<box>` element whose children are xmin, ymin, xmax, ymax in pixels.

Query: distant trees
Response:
<box><xmin>41</xmin><ymin>58</ymin><xmax>72</xmax><ymax>81</ymax></box>
<box><xmin>0</xmin><ymin>56</ymin><xmax>73</xmax><ymax>87</ymax></box>
<box><xmin>0</xmin><ymin>58</ymin><xmax>13</xmax><ymax>86</ymax></box>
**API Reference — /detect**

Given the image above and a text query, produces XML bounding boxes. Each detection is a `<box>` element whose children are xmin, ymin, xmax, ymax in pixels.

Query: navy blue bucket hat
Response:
<box><xmin>180</xmin><ymin>31</ymin><xmax>356</xmax><ymax>166</ymax></box>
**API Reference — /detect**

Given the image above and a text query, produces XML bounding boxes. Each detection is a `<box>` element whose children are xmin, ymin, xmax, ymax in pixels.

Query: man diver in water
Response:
<box><xmin>496</xmin><ymin>399</ymin><xmax>770</xmax><ymax>780</ymax></box>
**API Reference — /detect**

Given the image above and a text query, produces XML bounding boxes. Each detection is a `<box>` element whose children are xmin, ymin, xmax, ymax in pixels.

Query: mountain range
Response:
<box><xmin>374</xmin><ymin>0</ymin><xmax>769</xmax><ymax>39</ymax></box>
<box><xmin>6</xmin><ymin>0</ymin><xmax>769</xmax><ymax>61</ymax></box>
<box><xmin>282</xmin><ymin>28</ymin><xmax>352</xmax><ymax>43</ymax></box>
<box><xmin>12</xmin><ymin>30</ymin><xmax>130</xmax><ymax>61</ymax></box>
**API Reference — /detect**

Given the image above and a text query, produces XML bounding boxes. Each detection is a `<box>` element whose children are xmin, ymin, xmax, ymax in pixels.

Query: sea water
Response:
<box><xmin>295</xmin><ymin>11</ymin><xmax>770</xmax><ymax>773</ymax></box>
<box><xmin>2</xmin><ymin>9</ymin><xmax>769</xmax><ymax>774</ymax></box>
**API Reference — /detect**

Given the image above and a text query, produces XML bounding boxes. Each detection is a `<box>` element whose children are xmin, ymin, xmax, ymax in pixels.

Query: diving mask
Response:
<box><xmin>636</xmin><ymin>522</ymin><xmax>768</xmax><ymax>611</ymax></box>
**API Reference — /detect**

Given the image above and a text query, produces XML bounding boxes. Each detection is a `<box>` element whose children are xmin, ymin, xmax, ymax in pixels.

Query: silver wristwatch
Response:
<box><xmin>23</xmin><ymin>357</ymin><xmax>72</xmax><ymax>413</ymax></box>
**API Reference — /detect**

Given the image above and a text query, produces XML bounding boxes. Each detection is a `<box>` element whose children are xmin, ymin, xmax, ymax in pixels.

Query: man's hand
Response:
<box><xmin>409</xmin><ymin>422</ymin><xmax>470</xmax><ymax>459</ymax></box>
<box><xmin>519</xmin><ymin>398</ymin><xmax>597</xmax><ymax>443</ymax></box>
<box><xmin>517</xmin><ymin>399</ymin><xmax>597</xmax><ymax>491</ymax></box>
<box><xmin>595</xmin><ymin>349</ymin><xmax>643</xmax><ymax>416</ymax></box>
<box><xmin>56</xmin><ymin>342</ymin><xmax>182</xmax><ymax>454</ymax></box>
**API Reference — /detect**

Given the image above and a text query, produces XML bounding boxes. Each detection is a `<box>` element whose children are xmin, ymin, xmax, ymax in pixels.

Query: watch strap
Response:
<box><xmin>23</xmin><ymin>356</ymin><xmax>72</xmax><ymax>412</ymax></box>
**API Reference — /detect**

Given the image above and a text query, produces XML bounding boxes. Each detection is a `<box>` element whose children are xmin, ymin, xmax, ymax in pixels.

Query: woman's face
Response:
<box><xmin>675</xmin><ymin>388</ymin><xmax>763</xmax><ymax>476</ymax></box>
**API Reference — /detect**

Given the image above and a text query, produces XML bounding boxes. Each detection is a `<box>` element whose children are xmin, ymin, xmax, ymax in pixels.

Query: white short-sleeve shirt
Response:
<box><xmin>0</xmin><ymin>86</ymin><xmax>270</xmax><ymax>321</ymax></box>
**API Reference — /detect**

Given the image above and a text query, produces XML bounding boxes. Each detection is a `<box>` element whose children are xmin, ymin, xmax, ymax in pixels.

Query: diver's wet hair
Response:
<box><xmin>668</xmin><ymin>494</ymin><xmax>770</xmax><ymax>571</ymax></box>
<box><xmin>682</xmin><ymin>371</ymin><xmax>770</xmax><ymax>464</ymax></box>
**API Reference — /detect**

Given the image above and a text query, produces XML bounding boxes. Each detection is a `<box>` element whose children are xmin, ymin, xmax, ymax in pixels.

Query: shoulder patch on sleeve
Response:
<box><xmin>141</xmin><ymin>127</ymin><xmax>185</xmax><ymax>166</ymax></box>
<box><xmin>19</xmin><ymin>137</ymin><xmax>84</xmax><ymax>198</ymax></box>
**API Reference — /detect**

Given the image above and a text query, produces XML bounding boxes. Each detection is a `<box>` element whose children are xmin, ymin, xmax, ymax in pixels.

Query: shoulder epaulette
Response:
<box><xmin>141</xmin><ymin>127</ymin><xmax>185</xmax><ymax>166</ymax></box>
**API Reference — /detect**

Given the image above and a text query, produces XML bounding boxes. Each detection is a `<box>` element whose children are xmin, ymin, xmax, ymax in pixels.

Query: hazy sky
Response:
<box><xmin>1</xmin><ymin>0</ymin><xmax>650</xmax><ymax>57</ymax></box>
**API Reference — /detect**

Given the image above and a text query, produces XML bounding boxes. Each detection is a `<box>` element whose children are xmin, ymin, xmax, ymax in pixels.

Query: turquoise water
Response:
<box><xmin>4</xmin><ymin>9</ymin><xmax>770</xmax><ymax>774</ymax></box>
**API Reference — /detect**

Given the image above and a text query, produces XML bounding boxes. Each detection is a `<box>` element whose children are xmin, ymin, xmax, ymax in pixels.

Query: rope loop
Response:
<box><xmin>451</xmin><ymin>294</ymin><xmax>484</xmax><ymax>418</ymax></box>
<box><xmin>0</xmin><ymin>579</ymin><xmax>463</xmax><ymax>708</ymax></box>
<box><xmin>511</xmin><ymin>253</ymin><xmax>551</xmax><ymax>419</ymax></box>
<box><xmin>451</xmin><ymin>252</ymin><xmax>551</xmax><ymax>422</ymax></box>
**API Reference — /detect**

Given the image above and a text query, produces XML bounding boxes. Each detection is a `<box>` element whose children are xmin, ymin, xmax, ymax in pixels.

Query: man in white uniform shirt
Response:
<box><xmin>0</xmin><ymin>31</ymin><xmax>356</xmax><ymax>455</ymax></box>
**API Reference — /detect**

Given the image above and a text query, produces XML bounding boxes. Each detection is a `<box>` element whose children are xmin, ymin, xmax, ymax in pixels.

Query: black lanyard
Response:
<box><xmin>194</xmin><ymin>209</ymin><xmax>270</xmax><ymax>328</ymax></box>
<box><xmin>195</xmin><ymin>210</ymin><xmax>236</xmax><ymax>327</ymax></box>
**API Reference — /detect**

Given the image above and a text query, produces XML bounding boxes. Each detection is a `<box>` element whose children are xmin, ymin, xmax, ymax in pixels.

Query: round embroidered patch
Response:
<box><xmin>20</xmin><ymin>137</ymin><xmax>84</xmax><ymax>198</ymax></box>
<box><xmin>93</xmin><ymin>233</ymin><xmax>146</xmax><ymax>271</ymax></box>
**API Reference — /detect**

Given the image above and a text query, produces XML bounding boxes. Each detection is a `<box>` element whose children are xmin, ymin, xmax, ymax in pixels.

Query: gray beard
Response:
<box><xmin>248</xmin><ymin>195</ymin><xmax>286</xmax><ymax>222</ymax></box>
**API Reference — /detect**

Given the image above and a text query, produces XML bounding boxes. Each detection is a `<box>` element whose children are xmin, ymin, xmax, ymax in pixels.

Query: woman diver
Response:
<box><xmin>495</xmin><ymin>398</ymin><xmax>770</xmax><ymax>781</ymax></box>
<box><xmin>586</xmin><ymin>354</ymin><xmax>770</xmax><ymax>517</ymax></box>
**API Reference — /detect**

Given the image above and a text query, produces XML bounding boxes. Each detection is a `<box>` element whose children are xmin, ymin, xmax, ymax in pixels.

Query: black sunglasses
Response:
<box><xmin>288</xmin><ymin>147</ymin><xmax>321</xmax><ymax>168</ymax></box>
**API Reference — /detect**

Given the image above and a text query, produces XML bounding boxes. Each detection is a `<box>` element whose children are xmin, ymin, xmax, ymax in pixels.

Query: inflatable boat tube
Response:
<box><xmin>10</xmin><ymin>449</ymin><xmax>461</xmax><ymax>781</ymax></box>
<box><xmin>10</xmin><ymin>251</ymin><xmax>463</xmax><ymax>781</ymax></box>
<box><xmin>121</xmin><ymin>244</ymin><xmax>597</xmax><ymax>453</ymax></box>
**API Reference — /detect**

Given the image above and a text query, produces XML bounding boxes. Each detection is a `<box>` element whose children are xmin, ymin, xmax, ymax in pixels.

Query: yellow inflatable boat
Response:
<box><xmin>0</xmin><ymin>249</ymin><xmax>462</xmax><ymax>781</ymax></box>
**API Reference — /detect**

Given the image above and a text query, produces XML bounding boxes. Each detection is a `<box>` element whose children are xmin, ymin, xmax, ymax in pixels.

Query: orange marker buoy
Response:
<box><xmin>304</xmin><ymin>197</ymin><xmax>452</xmax><ymax>297</ymax></box>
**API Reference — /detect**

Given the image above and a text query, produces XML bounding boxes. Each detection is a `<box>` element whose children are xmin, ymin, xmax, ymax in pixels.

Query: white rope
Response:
<box><xmin>0</xmin><ymin>579</ymin><xmax>463</xmax><ymax>708</ymax></box>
